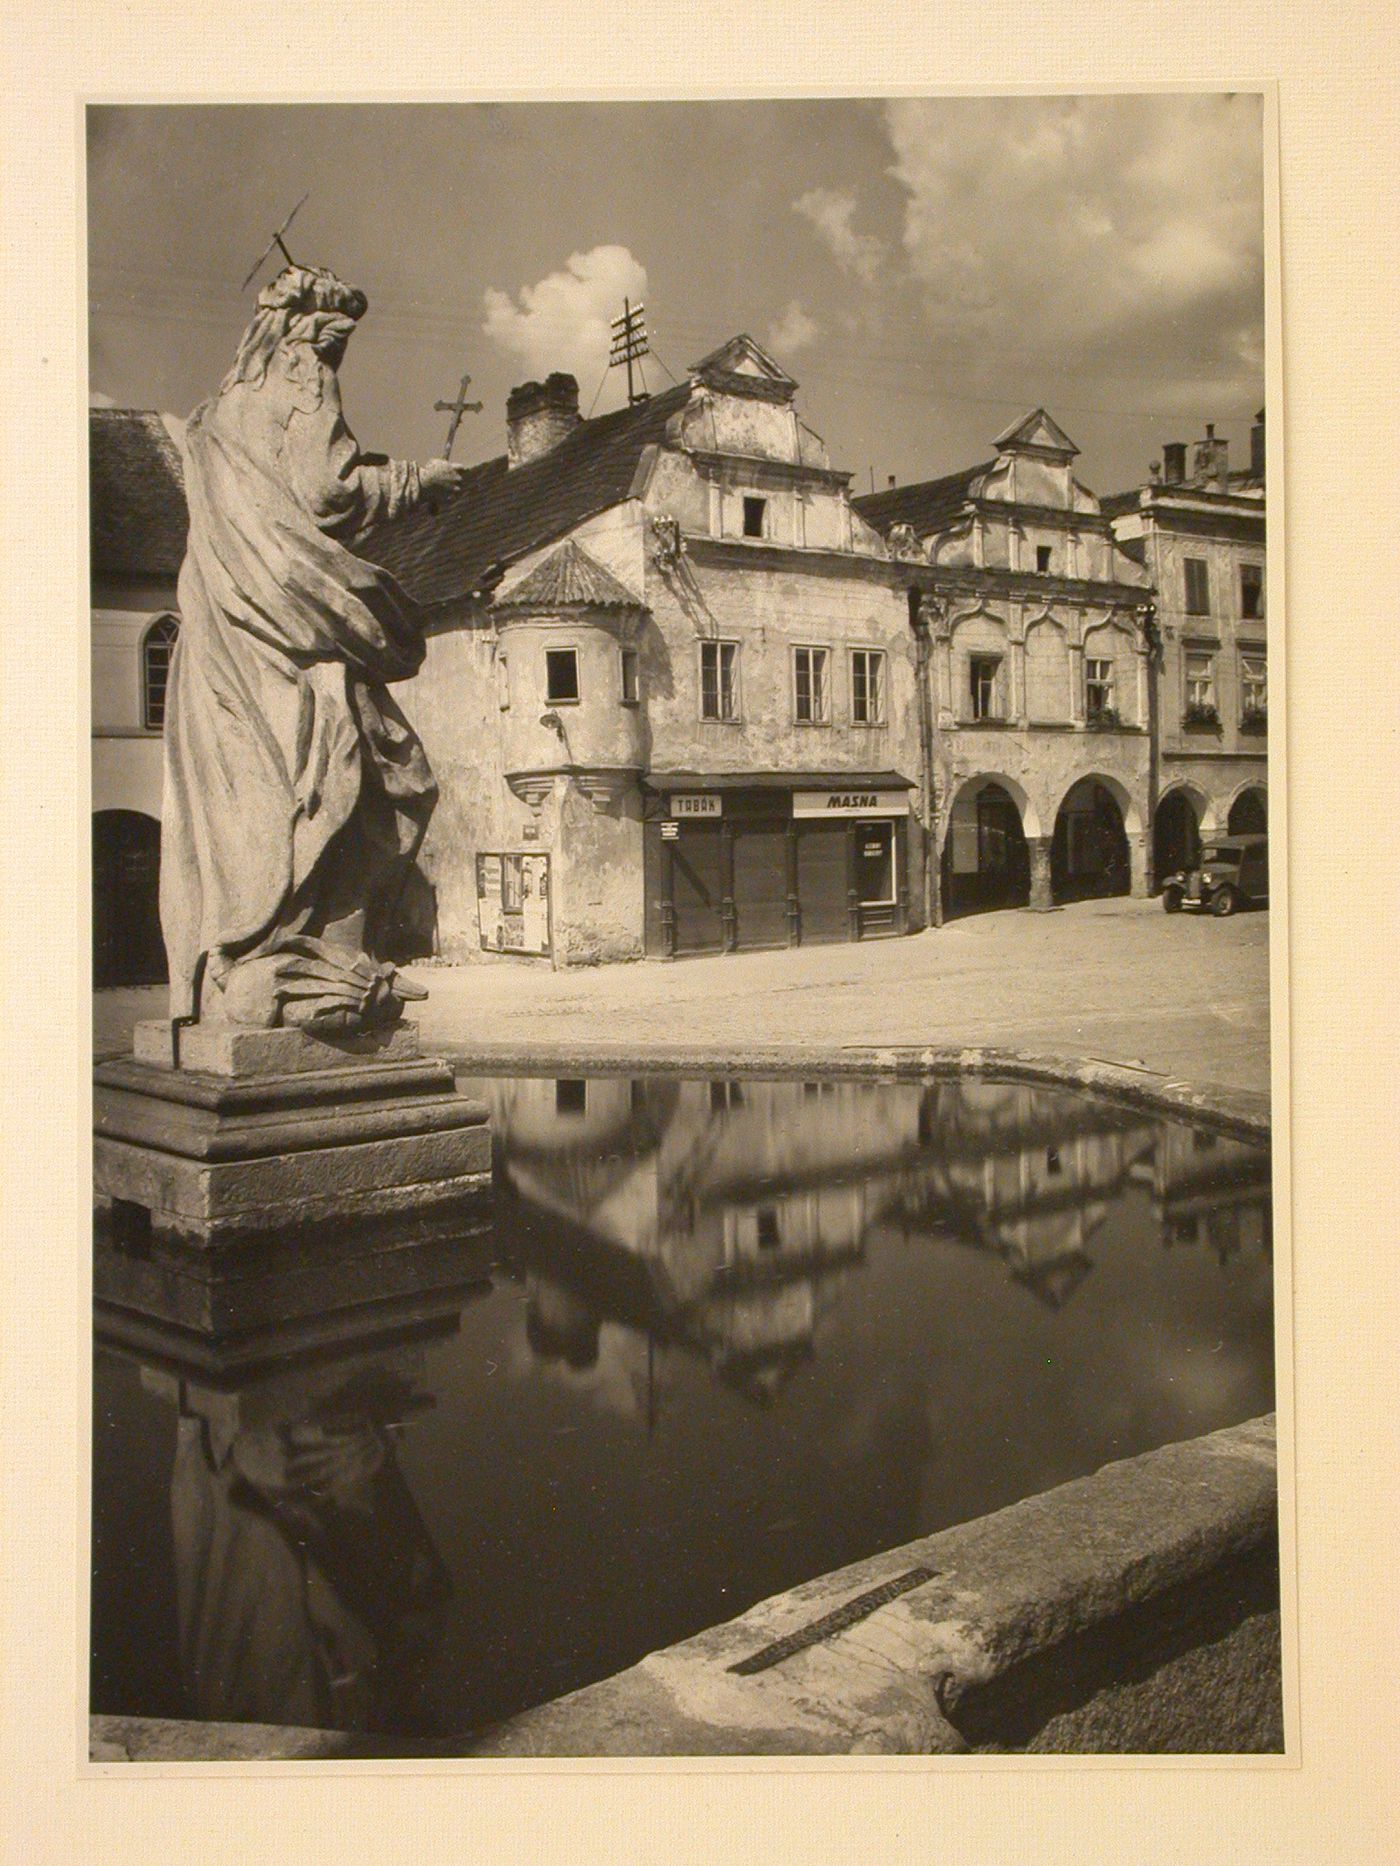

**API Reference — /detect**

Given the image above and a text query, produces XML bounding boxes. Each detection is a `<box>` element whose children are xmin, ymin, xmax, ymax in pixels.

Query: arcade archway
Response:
<box><xmin>1154</xmin><ymin>788</ymin><xmax>1204</xmax><ymax>886</ymax></box>
<box><xmin>1227</xmin><ymin>787</ymin><xmax>1268</xmax><ymax>836</ymax></box>
<box><xmin>93</xmin><ymin>809</ymin><xmax>166</xmax><ymax>987</ymax></box>
<box><xmin>1052</xmin><ymin>779</ymin><xmax>1130</xmax><ymax>904</ymax></box>
<box><xmin>940</xmin><ymin>778</ymin><xmax>1031</xmax><ymax>920</ymax></box>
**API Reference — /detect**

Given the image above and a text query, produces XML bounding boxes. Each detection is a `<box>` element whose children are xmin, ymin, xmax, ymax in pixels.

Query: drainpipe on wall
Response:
<box><xmin>1142</xmin><ymin>598</ymin><xmax>1161</xmax><ymax>894</ymax></box>
<box><xmin>909</xmin><ymin>587</ymin><xmax>941</xmax><ymax>929</ymax></box>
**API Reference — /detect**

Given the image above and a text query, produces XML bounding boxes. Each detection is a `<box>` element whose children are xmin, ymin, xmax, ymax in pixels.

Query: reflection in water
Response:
<box><xmin>92</xmin><ymin>1074</ymin><xmax>1273</xmax><ymax>1739</ymax></box>
<box><xmin>100</xmin><ymin>1309</ymin><xmax>460</xmax><ymax>1734</ymax></box>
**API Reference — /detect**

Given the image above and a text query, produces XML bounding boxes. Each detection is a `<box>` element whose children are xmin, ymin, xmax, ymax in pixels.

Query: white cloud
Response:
<box><xmin>766</xmin><ymin>299</ymin><xmax>820</xmax><ymax>356</ymax></box>
<box><xmin>882</xmin><ymin>94</ymin><xmax>1265</xmax><ymax>407</ymax></box>
<box><xmin>482</xmin><ymin>245</ymin><xmax>647</xmax><ymax>393</ymax></box>
<box><xmin>793</xmin><ymin>188</ymin><xmax>886</xmax><ymax>285</ymax></box>
<box><xmin>89</xmin><ymin>388</ymin><xmax>117</xmax><ymax>407</ymax></box>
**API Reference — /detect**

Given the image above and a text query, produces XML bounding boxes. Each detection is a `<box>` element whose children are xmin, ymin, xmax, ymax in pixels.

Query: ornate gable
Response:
<box><xmin>992</xmin><ymin>408</ymin><xmax>1081</xmax><ymax>460</ymax></box>
<box><xmin>688</xmin><ymin>333</ymin><xmax>798</xmax><ymax>404</ymax></box>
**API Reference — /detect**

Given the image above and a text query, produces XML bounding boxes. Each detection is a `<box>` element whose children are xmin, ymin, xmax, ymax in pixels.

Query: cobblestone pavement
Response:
<box><xmin>95</xmin><ymin>896</ymin><xmax>1274</xmax><ymax>1095</ymax></box>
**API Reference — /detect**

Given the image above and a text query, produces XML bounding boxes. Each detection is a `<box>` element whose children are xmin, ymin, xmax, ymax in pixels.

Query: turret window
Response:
<box><xmin>545</xmin><ymin>647</ymin><xmax>580</xmax><ymax>704</ymax></box>
<box><xmin>620</xmin><ymin>648</ymin><xmax>640</xmax><ymax>705</ymax></box>
<box><xmin>742</xmin><ymin>496</ymin><xmax>767</xmax><ymax>539</ymax></box>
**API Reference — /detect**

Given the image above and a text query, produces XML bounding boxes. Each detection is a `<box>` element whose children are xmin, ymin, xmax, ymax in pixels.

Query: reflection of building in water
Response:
<box><xmin>95</xmin><ymin>1291</ymin><xmax>469</xmax><ymax>1735</ymax></box>
<box><xmin>1129</xmin><ymin>1122</ymin><xmax>1272</xmax><ymax>1263</ymax></box>
<box><xmin>477</xmin><ymin>1074</ymin><xmax>930</xmax><ymax>1400</ymax></box>
<box><xmin>879</xmin><ymin>1079</ymin><xmax>1161</xmax><ymax>1309</ymax></box>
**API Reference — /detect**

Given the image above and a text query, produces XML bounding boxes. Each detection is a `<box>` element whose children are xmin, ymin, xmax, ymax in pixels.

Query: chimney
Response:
<box><xmin>1193</xmin><ymin>422</ymin><xmax>1228</xmax><ymax>488</ymax></box>
<box><xmin>1162</xmin><ymin>441</ymin><xmax>1186</xmax><ymax>484</ymax></box>
<box><xmin>1250</xmin><ymin>408</ymin><xmax>1266</xmax><ymax>481</ymax></box>
<box><xmin>506</xmin><ymin>372</ymin><xmax>580</xmax><ymax>468</ymax></box>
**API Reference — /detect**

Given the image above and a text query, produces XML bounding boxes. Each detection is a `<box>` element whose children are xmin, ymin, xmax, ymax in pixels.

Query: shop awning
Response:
<box><xmin>644</xmin><ymin>769</ymin><xmax>914</xmax><ymax>792</ymax></box>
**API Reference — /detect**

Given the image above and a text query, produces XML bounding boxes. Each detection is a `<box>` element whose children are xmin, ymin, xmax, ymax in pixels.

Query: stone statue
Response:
<box><xmin>161</xmin><ymin>265</ymin><xmax>466</xmax><ymax>1034</ymax></box>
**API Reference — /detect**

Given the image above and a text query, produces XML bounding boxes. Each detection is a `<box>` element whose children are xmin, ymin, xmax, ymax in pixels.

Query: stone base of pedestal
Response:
<box><xmin>94</xmin><ymin>1020</ymin><xmax>493</xmax><ymax>1253</ymax></box>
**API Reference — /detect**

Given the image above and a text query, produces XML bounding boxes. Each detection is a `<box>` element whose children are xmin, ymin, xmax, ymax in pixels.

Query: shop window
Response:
<box><xmin>742</xmin><ymin>496</ymin><xmax>767</xmax><ymax>539</ymax></box>
<box><xmin>142</xmin><ymin>616</ymin><xmax>179</xmax><ymax>731</ymax></box>
<box><xmin>1085</xmin><ymin>657</ymin><xmax>1115</xmax><ymax>721</ymax></box>
<box><xmin>700</xmin><ymin>639</ymin><xmax>739</xmax><ymax>720</ymax></box>
<box><xmin>620</xmin><ymin>647</ymin><xmax>640</xmax><ymax>705</ymax></box>
<box><xmin>1183</xmin><ymin>556</ymin><xmax>1211</xmax><ymax>615</ymax></box>
<box><xmin>1036</xmin><ymin>544</ymin><xmax>1053</xmax><ymax>574</ymax></box>
<box><xmin>1240</xmin><ymin>563</ymin><xmax>1264</xmax><ymax>619</ymax></box>
<box><xmin>545</xmin><ymin>647</ymin><xmax>580</xmax><ymax>704</ymax></box>
<box><xmin>969</xmin><ymin>653</ymin><xmax>1002</xmax><ymax>722</ymax></box>
<box><xmin>850</xmin><ymin>648</ymin><xmax>886</xmax><ymax>725</ymax></box>
<box><xmin>793</xmin><ymin>646</ymin><xmax>830</xmax><ymax>724</ymax></box>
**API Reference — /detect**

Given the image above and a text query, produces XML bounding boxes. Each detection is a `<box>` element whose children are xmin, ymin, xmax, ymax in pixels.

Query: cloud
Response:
<box><xmin>482</xmin><ymin>245</ymin><xmax>647</xmax><ymax>394</ymax></box>
<box><xmin>89</xmin><ymin>388</ymin><xmax>117</xmax><ymax>407</ymax></box>
<box><xmin>766</xmin><ymin>299</ymin><xmax>820</xmax><ymax>356</ymax></box>
<box><xmin>793</xmin><ymin>187</ymin><xmax>886</xmax><ymax>284</ymax></box>
<box><xmin>882</xmin><ymin>94</ymin><xmax>1265</xmax><ymax>408</ymax></box>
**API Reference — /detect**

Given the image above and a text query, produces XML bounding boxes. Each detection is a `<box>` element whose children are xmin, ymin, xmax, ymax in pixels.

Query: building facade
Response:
<box><xmin>854</xmin><ymin>411</ymin><xmax>1155</xmax><ymax>918</ymax></box>
<box><xmin>90</xmin><ymin>408</ymin><xmax>187</xmax><ymax>984</ymax></box>
<box><xmin>380</xmin><ymin>337</ymin><xmax>924</xmax><ymax>966</ymax></box>
<box><xmin>1104</xmin><ymin>415</ymin><xmax>1268</xmax><ymax>883</ymax></box>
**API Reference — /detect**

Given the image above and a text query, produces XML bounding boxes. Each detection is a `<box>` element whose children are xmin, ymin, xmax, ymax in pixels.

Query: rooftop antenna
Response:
<box><xmin>240</xmin><ymin>192</ymin><xmax>311</xmax><ymax>291</ymax></box>
<box><xmin>609</xmin><ymin>298</ymin><xmax>651</xmax><ymax>407</ymax></box>
<box><xmin>433</xmin><ymin>370</ymin><xmax>484</xmax><ymax>460</ymax></box>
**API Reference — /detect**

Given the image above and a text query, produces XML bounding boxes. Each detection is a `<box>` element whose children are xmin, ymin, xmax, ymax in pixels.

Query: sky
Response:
<box><xmin>87</xmin><ymin>95</ymin><xmax>1266</xmax><ymax>498</ymax></box>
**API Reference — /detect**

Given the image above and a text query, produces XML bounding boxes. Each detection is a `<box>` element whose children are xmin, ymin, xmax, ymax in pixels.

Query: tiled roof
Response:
<box><xmin>494</xmin><ymin>538</ymin><xmax>643</xmax><ymax>612</ymax></box>
<box><xmin>366</xmin><ymin>381</ymin><xmax>693</xmax><ymax>608</ymax></box>
<box><xmin>851</xmin><ymin>462</ymin><xmax>991</xmax><ymax>540</ymax></box>
<box><xmin>90</xmin><ymin>409</ymin><xmax>188</xmax><ymax>579</ymax></box>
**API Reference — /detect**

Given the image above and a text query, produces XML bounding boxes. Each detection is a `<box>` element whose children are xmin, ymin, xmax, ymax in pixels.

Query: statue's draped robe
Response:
<box><xmin>162</xmin><ymin>340</ymin><xmax>436</xmax><ymax>1018</ymax></box>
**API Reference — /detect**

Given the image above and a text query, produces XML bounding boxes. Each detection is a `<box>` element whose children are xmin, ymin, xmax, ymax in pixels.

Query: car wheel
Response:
<box><xmin>1162</xmin><ymin>886</ymin><xmax>1183</xmax><ymax>913</ymax></box>
<box><xmin>1210</xmin><ymin>885</ymin><xmax>1238</xmax><ymax>918</ymax></box>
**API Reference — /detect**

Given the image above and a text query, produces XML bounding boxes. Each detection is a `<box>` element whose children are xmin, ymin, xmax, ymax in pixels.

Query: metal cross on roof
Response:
<box><xmin>433</xmin><ymin>372</ymin><xmax>484</xmax><ymax>459</ymax></box>
<box><xmin>240</xmin><ymin>192</ymin><xmax>311</xmax><ymax>291</ymax></box>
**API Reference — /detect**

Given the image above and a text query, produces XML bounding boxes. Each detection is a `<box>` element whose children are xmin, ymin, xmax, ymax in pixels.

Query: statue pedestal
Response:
<box><xmin>94</xmin><ymin>1019</ymin><xmax>493</xmax><ymax>1334</ymax></box>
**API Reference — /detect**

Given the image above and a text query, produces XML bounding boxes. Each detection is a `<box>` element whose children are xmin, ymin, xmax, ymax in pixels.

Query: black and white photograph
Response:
<box><xmin>81</xmin><ymin>91</ymin><xmax>1288</xmax><ymax>1764</ymax></box>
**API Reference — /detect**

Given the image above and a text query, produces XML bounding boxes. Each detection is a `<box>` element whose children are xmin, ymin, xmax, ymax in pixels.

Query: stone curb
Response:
<box><xmin>89</xmin><ymin>1415</ymin><xmax>1278</xmax><ymax>1761</ymax></box>
<box><xmin>442</xmin><ymin>1041</ymin><xmax>1271</xmax><ymax>1144</ymax></box>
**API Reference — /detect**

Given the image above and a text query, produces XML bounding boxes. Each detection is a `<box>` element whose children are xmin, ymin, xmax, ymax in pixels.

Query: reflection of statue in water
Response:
<box><xmin>170</xmin><ymin>1361</ymin><xmax>450</xmax><ymax>1732</ymax></box>
<box><xmin>162</xmin><ymin>265</ymin><xmax>467</xmax><ymax>1032</ymax></box>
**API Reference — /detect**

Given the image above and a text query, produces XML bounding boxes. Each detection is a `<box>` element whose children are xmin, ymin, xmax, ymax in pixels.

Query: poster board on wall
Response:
<box><xmin>476</xmin><ymin>852</ymin><xmax>551</xmax><ymax>955</ymax></box>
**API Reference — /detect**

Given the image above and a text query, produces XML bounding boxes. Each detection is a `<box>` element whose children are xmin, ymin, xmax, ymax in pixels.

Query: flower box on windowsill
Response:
<box><xmin>1086</xmin><ymin>707</ymin><xmax>1123</xmax><ymax>731</ymax></box>
<box><xmin>1240</xmin><ymin>708</ymin><xmax>1268</xmax><ymax>736</ymax></box>
<box><xmin>1182</xmin><ymin>703</ymin><xmax>1221</xmax><ymax>732</ymax></box>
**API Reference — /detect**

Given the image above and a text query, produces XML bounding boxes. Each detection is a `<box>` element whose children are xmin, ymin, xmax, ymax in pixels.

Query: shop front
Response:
<box><xmin>642</xmin><ymin>773</ymin><xmax>915</xmax><ymax>957</ymax></box>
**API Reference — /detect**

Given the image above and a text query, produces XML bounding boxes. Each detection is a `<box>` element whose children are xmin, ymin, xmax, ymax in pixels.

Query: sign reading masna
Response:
<box><xmin>793</xmin><ymin>789</ymin><xmax>910</xmax><ymax>819</ymax></box>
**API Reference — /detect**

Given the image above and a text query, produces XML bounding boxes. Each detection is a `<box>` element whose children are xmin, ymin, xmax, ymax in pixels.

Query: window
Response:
<box><xmin>142</xmin><ymin>616</ymin><xmax>178</xmax><ymax>731</ymax></box>
<box><xmin>793</xmin><ymin>646</ymin><xmax>830</xmax><ymax>724</ymax></box>
<box><xmin>545</xmin><ymin>648</ymin><xmax>579</xmax><ymax>703</ymax></box>
<box><xmin>1241</xmin><ymin>650</ymin><xmax>1267</xmax><ymax>722</ymax></box>
<box><xmin>555</xmin><ymin>1078</ymin><xmax>587</xmax><ymax>1116</ymax></box>
<box><xmin>1036</xmin><ymin>544</ymin><xmax>1053</xmax><ymax>574</ymax></box>
<box><xmin>850</xmin><ymin>648</ymin><xmax>886</xmax><ymax>725</ymax></box>
<box><xmin>496</xmin><ymin>651</ymin><xmax>510</xmax><ymax>710</ymax></box>
<box><xmin>1185</xmin><ymin>649</ymin><xmax>1217</xmax><ymax>716</ymax></box>
<box><xmin>620</xmin><ymin>647</ymin><xmax>640</xmax><ymax>705</ymax></box>
<box><xmin>1183</xmin><ymin>556</ymin><xmax>1211</xmax><ymax>615</ymax></box>
<box><xmin>1240</xmin><ymin>564</ymin><xmax>1264</xmax><ymax>619</ymax></box>
<box><xmin>755</xmin><ymin>1207</ymin><xmax>781</xmax><ymax>1251</ymax></box>
<box><xmin>1085</xmin><ymin>657</ymin><xmax>1115</xmax><ymax>721</ymax></box>
<box><xmin>742</xmin><ymin>496</ymin><xmax>767</xmax><ymax>539</ymax></box>
<box><xmin>699</xmin><ymin>639</ymin><xmax>739</xmax><ymax>720</ymax></box>
<box><xmin>969</xmin><ymin>653</ymin><xmax>1002</xmax><ymax>722</ymax></box>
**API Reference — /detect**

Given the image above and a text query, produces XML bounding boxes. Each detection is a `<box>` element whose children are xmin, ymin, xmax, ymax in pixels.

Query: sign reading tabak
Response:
<box><xmin>669</xmin><ymin>794</ymin><xmax>722</xmax><ymax>817</ymax></box>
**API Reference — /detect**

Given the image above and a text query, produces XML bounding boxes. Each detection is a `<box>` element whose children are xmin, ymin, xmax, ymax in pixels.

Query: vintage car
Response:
<box><xmin>1161</xmin><ymin>834</ymin><xmax>1268</xmax><ymax>916</ymax></box>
